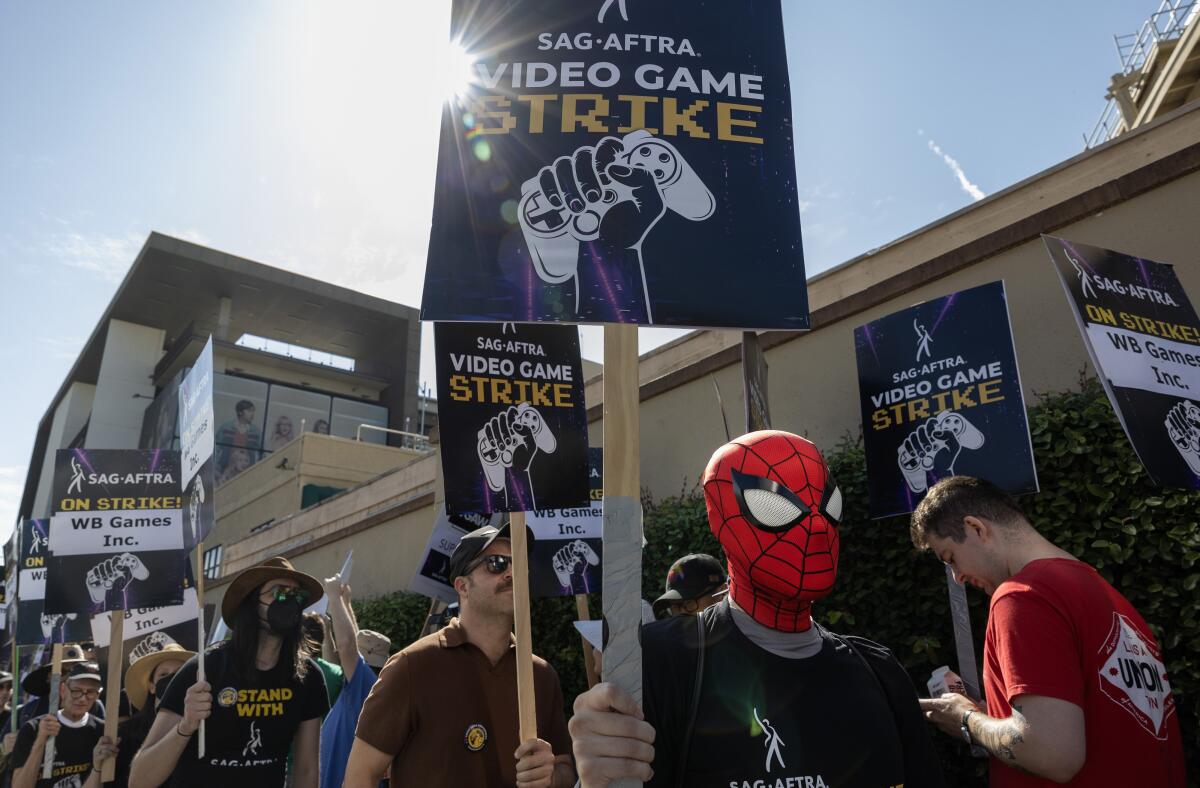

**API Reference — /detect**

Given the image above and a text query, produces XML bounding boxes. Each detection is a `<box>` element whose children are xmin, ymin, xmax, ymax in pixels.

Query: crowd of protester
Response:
<box><xmin>0</xmin><ymin>431</ymin><xmax>1186</xmax><ymax>786</ymax></box>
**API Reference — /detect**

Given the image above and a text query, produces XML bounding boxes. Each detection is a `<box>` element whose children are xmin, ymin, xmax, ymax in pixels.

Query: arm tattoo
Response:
<box><xmin>973</xmin><ymin>704</ymin><xmax>1033</xmax><ymax>774</ymax></box>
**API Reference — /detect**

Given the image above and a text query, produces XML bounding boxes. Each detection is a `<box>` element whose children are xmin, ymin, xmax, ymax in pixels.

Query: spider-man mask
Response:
<box><xmin>703</xmin><ymin>431</ymin><xmax>842</xmax><ymax>632</ymax></box>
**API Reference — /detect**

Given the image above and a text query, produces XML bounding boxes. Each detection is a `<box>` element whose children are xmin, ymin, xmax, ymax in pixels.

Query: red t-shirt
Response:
<box><xmin>983</xmin><ymin>558</ymin><xmax>1185</xmax><ymax>787</ymax></box>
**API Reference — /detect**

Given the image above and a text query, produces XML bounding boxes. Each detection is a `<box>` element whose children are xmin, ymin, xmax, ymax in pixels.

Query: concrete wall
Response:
<box><xmin>31</xmin><ymin>382</ymin><xmax>95</xmax><ymax>518</ymax></box>
<box><xmin>86</xmin><ymin>320</ymin><xmax>164</xmax><ymax>449</ymax></box>
<box><xmin>211</xmin><ymin>433</ymin><xmax>427</xmax><ymax>549</ymax></box>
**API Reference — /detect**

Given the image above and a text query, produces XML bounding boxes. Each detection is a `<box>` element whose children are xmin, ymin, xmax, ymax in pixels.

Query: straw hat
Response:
<box><xmin>220</xmin><ymin>556</ymin><xmax>323</xmax><ymax>626</ymax></box>
<box><xmin>21</xmin><ymin>644</ymin><xmax>87</xmax><ymax>696</ymax></box>
<box><xmin>125</xmin><ymin>643</ymin><xmax>195</xmax><ymax>712</ymax></box>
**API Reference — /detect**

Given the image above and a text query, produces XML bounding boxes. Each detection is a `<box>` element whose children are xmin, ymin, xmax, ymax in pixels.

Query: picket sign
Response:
<box><xmin>41</xmin><ymin>644</ymin><xmax>64</xmax><ymax>779</ymax></box>
<box><xmin>602</xmin><ymin>324</ymin><xmax>643</xmax><ymax>788</ymax></box>
<box><xmin>509</xmin><ymin>512</ymin><xmax>538</xmax><ymax>742</ymax></box>
<box><xmin>195</xmin><ymin>544</ymin><xmax>206</xmax><ymax>758</ymax></box>
<box><xmin>102</xmin><ymin>612</ymin><xmax>124</xmax><ymax>782</ymax></box>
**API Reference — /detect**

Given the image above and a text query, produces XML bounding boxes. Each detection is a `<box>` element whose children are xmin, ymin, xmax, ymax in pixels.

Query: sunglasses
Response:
<box><xmin>464</xmin><ymin>554</ymin><xmax>512</xmax><ymax>576</ymax></box>
<box><xmin>260</xmin><ymin>586</ymin><xmax>311</xmax><ymax>605</ymax></box>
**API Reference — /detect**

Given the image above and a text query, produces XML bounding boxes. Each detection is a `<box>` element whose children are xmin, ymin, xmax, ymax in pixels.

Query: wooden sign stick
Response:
<box><xmin>601</xmin><ymin>323</ymin><xmax>643</xmax><ymax>788</ymax></box>
<box><xmin>575</xmin><ymin>594</ymin><xmax>598</xmax><ymax>688</ymax></box>
<box><xmin>508</xmin><ymin>511</ymin><xmax>538</xmax><ymax>743</ymax></box>
<box><xmin>102</xmin><ymin>612</ymin><xmax>124</xmax><ymax>782</ymax></box>
<box><xmin>195</xmin><ymin>542</ymin><xmax>207</xmax><ymax>758</ymax></box>
<box><xmin>41</xmin><ymin>643</ymin><xmax>64</xmax><ymax>779</ymax></box>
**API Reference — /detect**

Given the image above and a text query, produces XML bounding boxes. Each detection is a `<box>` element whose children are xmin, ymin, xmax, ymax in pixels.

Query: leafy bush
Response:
<box><xmin>355</xmin><ymin>379</ymin><xmax>1198</xmax><ymax>786</ymax></box>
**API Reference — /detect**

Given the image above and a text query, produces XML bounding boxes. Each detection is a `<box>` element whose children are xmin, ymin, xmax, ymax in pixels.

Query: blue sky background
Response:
<box><xmin>0</xmin><ymin>1</ymin><xmax>1153</xmax><ymax>536</ymax></box>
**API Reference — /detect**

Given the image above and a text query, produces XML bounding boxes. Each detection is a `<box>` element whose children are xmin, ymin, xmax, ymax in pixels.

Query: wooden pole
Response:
<box><xmin>575</xmin><ymin>594</ymin><xmax>598</xmax><ymax>688</ymax></box>
<box><xmin>101</xmin><ymin>612</ymin><xmax>123</xmax><ymax>782</ymax></box>
<box><xmin>420</xmin><ymin>599</ymin><xmax>449</xmax><ymax>638</ymax></box>
<box><xmin>601</xmin><ymin>323</ymin><xmax>642</xmax><ymax>788</ymax></box>
<box><xmin>508</xmin><ymin>511</ymin><xmax>538</xmax><ymax>743</ymax></box>
<box><xmin>194</xmin><ymin>543</ymin><xmax>206</xmax><ymax>758</ymax></box>
<box><xmin>41</xmin><ymin>643</ymin><xmax>63</xmax><ymax>779</ymax></box>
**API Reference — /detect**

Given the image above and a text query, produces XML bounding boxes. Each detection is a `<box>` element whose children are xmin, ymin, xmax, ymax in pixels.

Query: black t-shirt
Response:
<box><xmin>644</xmin><ymin>601</ymin><xmax>946</xmax><ymax>788</ymax></box>
<box><xmin>11</xmin><ymin>712</ymin><xmax>103</xmax><ymax>788</ymax></box>
<box><xmin>158</xmin><ymin>645</ymin><xmax>328</xmax><ymax>787</ymax></box>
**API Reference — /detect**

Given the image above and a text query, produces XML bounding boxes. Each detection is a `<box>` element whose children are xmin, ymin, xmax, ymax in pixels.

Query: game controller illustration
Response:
<box><xmin>898</xmin><ymin>410</ymin><xmax>986</xmax><ymax>494</ymax></box>
<box><xmin>551</xmin><ymin>539</ymin><xmax>600</xmax><ymax>588</ymax></box>
<box><xmin>86</xmin><ymin>553</ymin><xmax>150</xmax><ymax>604</ymax></box>
<box><xmin>40</xmin><ymin>612</ymin><xmax>79</xmax><ymax>640</ymax></box>
<box><xmin>477</xmin><ymin>403</ymin><xmax>557</xmax><ymax>502</ymax></box>
<box><xmin>1165</xmin><ymin>399</ymin><xmax>1200</xmax><ymax>476</ymax></box>
<box><xmin>518</xmin><ymin>130</ymin><xmax>716</xmax><ymax>307</ymax></box>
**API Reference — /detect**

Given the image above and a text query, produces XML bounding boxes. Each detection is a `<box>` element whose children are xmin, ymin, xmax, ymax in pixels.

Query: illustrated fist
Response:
<box><xmin>85</xmin><ymin>553</ymin><xmax>149</xmax><ymax>604</ymax></box>
<box><xmin>552</xmin><ymin>540</ymin><xmax>600</xmax><ymax>587</ymax></box>
<box><xmin>519</xmin><ymin>130</ymin><xmax>715</xmax><ymax>283</ymax></box>
<box><xmin>898</xmin><ymin>410</ymin><xmax>985</xmax><ymax>493</ymax></box>
<box><xmin>1165</xmin><ymin>399</ymin><xmax>1200</xmax><ymax>475</ymax></box>
<box><xmin>40</xmin><ymin>612</ymin><xmax>78</xmax><ymax>640</ymax></box>
<box><xmin>477</xmin><ymin>404</ymin><xmax>557</xmax><ymax>493</ymax></box>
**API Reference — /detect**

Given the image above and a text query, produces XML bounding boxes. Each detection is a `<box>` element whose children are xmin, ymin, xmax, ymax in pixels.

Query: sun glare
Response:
<box><xmin>439</xmin><ymin>41</ymin><xmax>477</xmax><ymax>99</ymax></box>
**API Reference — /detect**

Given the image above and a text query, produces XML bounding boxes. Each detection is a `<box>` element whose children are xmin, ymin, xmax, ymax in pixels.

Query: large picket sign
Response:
<box><xmin>435</xmin><ymin>322</ymin><xmax>590</xmax><ymax>514</ymax></box>
<box><xmin>408</xmin><ymin>507</ymin><xmax>503</xmax><ymax>602</ymax></box>
<box><xmin>15</xmin><ymin>519</ymin><xmax>91</xmax><ymax>647</ymax></box>
<box><xmin>854</xmin><ymin>281</ymin><xmax>1037</xmax><ymax>517</ymax></box>
<box><xmin>179</xmin><ymin>336</ymin><xmax>217</xmax><ymax>549</ymax></box>
<box><xmin>45</xmin><ymin>450</ymin><xmax>186</xmax><ymax>614</ymax></box>
<box><xmin>1045</xmin><ymin>236</ymin><xmax>1200</xmax><ymax>488</ymax></box>
<box><xmin>420</xmin><ymin>0</ymin><xmax>809</xmax><ymax>329</ymax></box>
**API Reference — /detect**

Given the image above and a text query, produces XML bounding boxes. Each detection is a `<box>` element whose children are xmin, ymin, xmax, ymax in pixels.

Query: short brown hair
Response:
<box><xmin>910</xmin><ymin>476</ymin><xmax>1027</xmax><ymax>550</ymax></box>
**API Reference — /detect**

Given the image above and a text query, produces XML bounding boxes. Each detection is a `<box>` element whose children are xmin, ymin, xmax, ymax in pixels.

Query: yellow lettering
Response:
<box><xmin>717</xmin><ymin>102</ymin><xmax>762</xmax><ymax>144</ymax></box>
<box><xmin>617</xmin><ymin>95</ymin><xmax>659</xmax><ymax>133</ymax></box>
<box><xmin>561</xmin><ymin>94</ymin><xmax>610</xmax><ymax>133</ymax></box>
<box><xmin>662</xmin><ymin>98</ymin><xmax>709</xmax><ymax>139</ymax></box>
<box><xmin>471</xmin><ymin>96</ymin><xmax>517</xmax><ymax>135</ymax></box>
<box><xmin>517</xmin><ymin>94</ymin><xmax>556</xmax><ymax>134</ymax></box>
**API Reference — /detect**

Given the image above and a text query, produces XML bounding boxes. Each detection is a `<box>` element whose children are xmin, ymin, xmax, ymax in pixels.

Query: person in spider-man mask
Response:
<box><xmin>569</xmin><ymin>431</ymin><xmax>946</xmax><ymax>788</ymax></box>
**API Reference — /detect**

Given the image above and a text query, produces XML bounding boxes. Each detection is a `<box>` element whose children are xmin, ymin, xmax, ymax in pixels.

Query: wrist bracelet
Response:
<box><xmin>960</xmin><ymin>709</ymin><xmax>975</xmax><ymax>745</ymax></box>
<box><xmin>176</xmin><ymin>722</ymin><xmax>192</xmax><ymax>738</ymax></box>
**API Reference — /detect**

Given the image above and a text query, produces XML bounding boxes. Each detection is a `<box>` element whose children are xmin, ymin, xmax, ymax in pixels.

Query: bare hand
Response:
<box><xmin>569</xmin><ymin>682</ymin><xmax>655</xmax><ymax>787</ymax></box>
<box><xmin>919</xmin><ymin>691</ymin><xmax>981</xmax><ymax>739</ymax></box>
<box><xmin>322</xmin><ymin>573</ymin><xmax>344</xmax><ymax>599</ymax></box>
<box><xmin>1</xmin><ymin>731</ymin><xmax>15</xmax><ymax>754</ymax></box>
<box><xmin>514</xmin><ymin>738</ymin><xmax>556</xmax><ymax>787</ymax></box>
<box><xmin>92</xmin><ymin>735</ymin><xmax>119</xmax><ymax>770</ymax></box>
<box><xmin>35</xmin><ymin>715</ymin><xmax>61</xmax><ymax>742</ymax></box>
<box><xmin>180</xmin><ymin>680</ymin><xmax>212</xmax><ymax>734</ymax></box>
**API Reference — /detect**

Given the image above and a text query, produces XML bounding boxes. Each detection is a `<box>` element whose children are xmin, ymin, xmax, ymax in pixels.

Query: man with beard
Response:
<box><xmin>11</xmin><ymin>661</ymin><xmax>117</xmax><ymax>788</ymax></box>
<box><xmin>343</xmin><ymin>523</ymin><xmax>575</xmax><ymax>788</ymax></box>
<box><xmin>129</xmin><ymin>557</ymin><xmax>328</xmax><ymax>788</ymax></box>
<box><xmin>569</xmin><ymin>431</ymin><xmax>945</xmax><ymax>787</ymax></box>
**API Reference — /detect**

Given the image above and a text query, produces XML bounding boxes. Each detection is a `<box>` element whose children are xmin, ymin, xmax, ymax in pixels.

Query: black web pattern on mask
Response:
<box><xmin>709</xmin><ymin>436</ymin><xmax>840</xmax><ymax>630</ymax></box>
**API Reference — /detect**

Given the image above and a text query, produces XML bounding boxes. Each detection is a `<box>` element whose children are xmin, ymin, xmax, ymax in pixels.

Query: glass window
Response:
<box><xmin>202</xmin><ymin>545</ymin><xmax>223</xmax><ymax>580</ymax></box>
<box><xmin>330</xmin><ymin>398</ymin><xmax>389</xmax><ymax>444</ymax></box>
<box><xmin>264</xmin><ymin>385</ymin><xmax>332</xmax><ymax>451</ymax></box>
<box><xmin>213</xmin><ymin>373</ymin><xmax>268</xmax><ymax>480</ymax></box>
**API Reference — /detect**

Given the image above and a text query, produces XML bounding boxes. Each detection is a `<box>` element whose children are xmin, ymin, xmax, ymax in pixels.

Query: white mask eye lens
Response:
<box><xmin>743</xmin><ymin>489</ymin><xmax>804</xmax><ymax>528</ymax></box>
<box><xmin>825</xmin><ymin>486</ymin><xmax>843</xmax><ymax>523</ymax></box>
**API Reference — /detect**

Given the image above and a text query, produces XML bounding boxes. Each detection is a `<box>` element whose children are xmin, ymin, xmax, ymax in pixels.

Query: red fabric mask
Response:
<box><xmin>702</xmin><ymin>431</ymin><xmax>842</xmax><ymax>632</ymax></box>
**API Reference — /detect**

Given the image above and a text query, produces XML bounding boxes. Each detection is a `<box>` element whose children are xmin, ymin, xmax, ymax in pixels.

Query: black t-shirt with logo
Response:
<box><xmin>158</xmin><ymin>644</ymin><xmax>328</xmax><ymax>787</ymax></box>
<box><xmin>644</xmin><ymin>601</ymin><xmax>946</xmax><ymax>788</ymax></box>
<box><xmin>11</xmin><ymin>712</ymin><xmax>103</xmax><ymax>788</ymax></box>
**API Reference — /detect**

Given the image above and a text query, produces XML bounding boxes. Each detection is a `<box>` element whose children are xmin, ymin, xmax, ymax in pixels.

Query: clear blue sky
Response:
<box><xmin>0</xmin><ymin>1</ymin><xmax>1153</xmax><ymax>536</ymax></box>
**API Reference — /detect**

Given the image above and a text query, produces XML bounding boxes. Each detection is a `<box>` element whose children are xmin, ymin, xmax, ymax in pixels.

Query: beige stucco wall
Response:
<box><xmin>592</xmin><ymin>156</ymin><xmax>1200</xmax><ymax>499</ymax></box>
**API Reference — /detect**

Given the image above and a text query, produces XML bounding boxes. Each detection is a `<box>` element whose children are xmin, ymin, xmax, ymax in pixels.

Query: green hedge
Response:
<box><xmin>355</xmin><ymin>380</ymin><xmax>1198</xmax><ymax>786</ymax></box>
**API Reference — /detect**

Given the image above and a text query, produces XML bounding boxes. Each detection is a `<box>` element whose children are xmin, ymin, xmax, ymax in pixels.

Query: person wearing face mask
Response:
<box><xmin>114</xmin><ymin>643</ymin><xmax>195</xmax><ymax>788</ymax></box>
<box><xmin>128</xmin><ymin>557</ymin><xmax>328</xmax><ymax>788</ymax></box>
<box><xmin>343</xmin><ymin>523</ymin><xmax>575</xmax><ymax>788</ymax></box>
<box><xmin>569</xmin><ymin>431</ymin><xmax>945</xmax><ymax>787</ymax></box>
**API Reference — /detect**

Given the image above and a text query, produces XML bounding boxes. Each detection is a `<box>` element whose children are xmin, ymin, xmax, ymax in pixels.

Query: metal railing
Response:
<box><xmin>1085</xmin><ymin>0</ymin><xmax>1199</xmax><ymax>148</ymax></box>
<box><xmin>355</xmin><ymin>423</ymin><xmax>431</xmax><ymax>451</ymax></box>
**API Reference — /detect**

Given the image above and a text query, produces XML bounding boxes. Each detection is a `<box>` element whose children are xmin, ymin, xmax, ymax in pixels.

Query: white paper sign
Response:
<box><xmin>48</xmin><ymin>510</ymin><xmax>184</xmax><ymax>555</ymax></box>
<box><xmin>90</xmin><ymin>588</ymin><xmax>199</xmax><ymax>648</ymax></box>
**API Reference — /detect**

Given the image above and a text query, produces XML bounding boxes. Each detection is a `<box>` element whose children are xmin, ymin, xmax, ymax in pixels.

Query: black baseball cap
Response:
<box><xmin>652</xmin><ymin>554</ymin><xmax>727</xmax><ymax>616</ymax></box>
<box><xmin>447</xmin><ymin>522</ymin><xmax>512</xmax><ymax>581</ymax></box>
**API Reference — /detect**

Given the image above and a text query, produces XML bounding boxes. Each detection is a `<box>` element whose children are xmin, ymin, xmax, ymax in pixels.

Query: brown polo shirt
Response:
<box><xmin>354</xmin><ymin>617</ymin><xmax>572</xmax><ymax>787</ymax></box>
